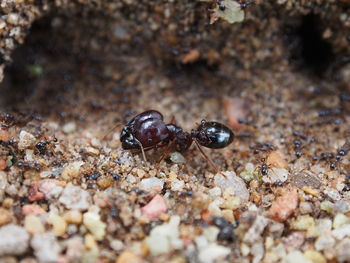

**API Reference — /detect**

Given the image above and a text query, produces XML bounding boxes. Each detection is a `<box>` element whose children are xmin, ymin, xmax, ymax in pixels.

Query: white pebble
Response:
<box><xmin>262</xmin><ymin>168</ymin><xmax>288</xmax><ymax>184</ymax></box>
<box><xmin>0</xmin><ymin>224</ymin><xmax>29</xmax><ymax>256</ymax></box>
<box><xmin>31</xmin><ymin>232</ymin><xmax>61</xmax><ymax>262</ymax></box>
<box><xmin>198</xmin><ymin>244</ymin><xmax>230</xmax><ymax>263</ymax></box>
<box><xmin>63</xmin><ymin>122</ymin><xmax>76</xmax><ymax>134</ymax></box>
<box><xmin>214</xmin><ymin>171</ymin><xmax>249</xmax><ymax>203</ymax></box>
<box><xmin>140</xmin><ymin>177</ymin><xmax>164</xmax><ymax>192</ymax></box>
<box><xmin>18</xmin><ymin>130</ymin><xmax>36</xmax><ymax>150</ymax></box>
<box><xmin>59</xmin><ymin>184</ymin><xmax>91</xmax><ymax>211</ymax></box>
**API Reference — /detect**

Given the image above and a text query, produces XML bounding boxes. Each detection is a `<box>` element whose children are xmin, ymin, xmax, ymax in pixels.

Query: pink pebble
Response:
<box><xmin>38</xmin><ymin>179</ymin><xmax>60</xmax><ymax>195</ymax></box>
<box><xmin>28</xmin><ymin>182</ymin><xmax>44</xmax><ymax>202</ymax></box>
<box><xmin>22</xmin><ymin>204</ymin><xmax>46</xmax><ymax>216</ymax></box>
<box><xmin>141</xmin><ymin>194</ymin><xmax>168</xmax><ymax>220</ymax></box>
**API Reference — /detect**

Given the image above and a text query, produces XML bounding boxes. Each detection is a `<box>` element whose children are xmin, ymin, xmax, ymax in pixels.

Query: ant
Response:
<box><xmin>119</xmin><ymin>110</ymin><xmax>234</xmax><ymax>172</ymax></box>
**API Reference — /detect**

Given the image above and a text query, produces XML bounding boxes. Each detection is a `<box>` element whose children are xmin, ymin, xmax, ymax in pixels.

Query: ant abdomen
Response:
<box><xmin>194</xmin><ymin>121</ymin><xmax>234</xmax><ymax>149</ymax></box>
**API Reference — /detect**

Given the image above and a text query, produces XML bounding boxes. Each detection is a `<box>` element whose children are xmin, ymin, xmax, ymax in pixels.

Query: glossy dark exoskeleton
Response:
<box><xmin>120</xmin><ymin>110</ymin><xmax>234</xmax><ymax>166</ymax></box>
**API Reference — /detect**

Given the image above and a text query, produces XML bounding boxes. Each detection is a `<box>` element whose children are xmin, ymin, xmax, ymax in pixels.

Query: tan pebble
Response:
<box><xmin>159</xmin><ymin>213</ymin><xmax>170</xmax><ymax>222</ymax></box>
<box><xmin>97</xmin><ymin>176</ymin><xmax>113</xmax><ymax>189</ymax></box>
<box><xmin>267</xmin><ymin>150</ymin><xmax>288</xmax><ymax>169</ymax></box>
<box><xmin>83</xmin><ymin>210</ymin><xmax>106</xmax><ymax>241</ymax></box>
<box><xmin>116</xmin><ymin>251</ymin><xmax>143</xmax><ymax>263</ymax></box>
<box><xmin>0</xmin><ymin>129</ymin><xmax>9</xmax><ymax>141</ymax></box>
<box><xmin>49</xmin><ymin>214</ymin><xmax>67</xmax><ymax>236</ymax></box>
<box><xmin>25</xmin><ymin>215</ymin><xmax>45</xmax><ymax>234</ymax></box>
<box><xmin>221</xmin><ymin>209</ymin><xmax>234</xmax><ymax>222</ymax></box>
<box><xmin>61</xmin><ymin>161</ymin><xmax>84</xmax><ymax>180</ymax></box>
<box><xmin>304</xmin><ymin>250</ymin><xmax>326</xmax><ymax>263</ymax></box>
<box><xmin>85</xmin><ymin>234</ymin><xmax>97</xmax><ymax>249</ymax></box>
<box><xmin>181</xmin><ymin>49</ymin><xmax>200</xmax><ymax>64</ymax></box>
<box><xmin>0</xmin><ymin>208</ymin><xmax>13</xmax><ymax>226</ymax></box>
<box><xmin>0</xmin><ymin>158</ymin><xmax>7</xmax><ymax>170</ymax></box>
<box><xmin>301</xmin><ymin>186</ymin><xmax>320</xmax><ymax>197</ymax></box>
<box><xmin>2</xmin><ymin>198</ymin><xmax>14</xmax><ymax>209</ymax></box>
<box><xmin>63</xmin><ymin>210</ymin><xmax>83</xmax><ymax>224</ymax></box>
<box><xmin>168</xmin><ymin>171</ymin><xmax>177</xmax><ymax>180</ymax></box>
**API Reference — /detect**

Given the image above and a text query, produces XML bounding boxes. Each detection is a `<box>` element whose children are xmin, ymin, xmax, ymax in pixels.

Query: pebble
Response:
<box><xmin>198</xmin><ymin>244</ymin><xmax>230</xmax><ymax>263</ymax></box>
<box><xmin>116</xmin><ymin>251</ymin><xmax>143</xmax><ymax>263</ymax></box>
<box><xmin>63</xmin><ymin>210</ymin><xmax>83</xmax><ymax>224</ymax></box>
<box><xmin>0</xmin><ymin>224</ymin><xmax>29</xmax><ymax>256</ymax></box>
<box><xmin>146</xmin><ymin>216</ymin><xmax>182</xmax><ymax>255</ymax></box>
<box><xmin>332</xmin><ymin>224</ymin><xmax>350</xmax><ymax>240</ymax></box>
<box><xmin>267</xmin><ymin>150</ymin><xmax>288</xmax><ymax>169</ymax></box>
<box><xmin>0</xmin><ymin>158</ymin><xmax>7</xmax><ymax>170</ymax></box>
<box><xmin>83</xmin><ymin>207</ymin><xmax>106</xmax><ymax>240</ymax></box>
<box><xmin>31</xmin><ymin>232</ymin><xmax>61</xmax><ymax>262</ymax></box>
<box><xmin>48</xmin><ymin>213</ymin><xmax>67</xmax><ymax>236</ymax></box>
<box><xmin>38</xmin><ymin>179</ymin><xmax>63</xmax><ymax>199</ymax></box>
<box><xmin>61</xmin><ymin>161</ymin><xmax>84</xmax><ymax>180</ymax></box>
<box><xmin>208</xmin><ymin>187</ymin><xmax>222</xmax><ymax>197</ymax></box>
<box><xmin>169</xmin><ymin>152</ymin><xmax>186</xmax><ymax>164</ymax></box>
<box><xmin>0</xmin><ymin>208</ymin><xmax>13</xmax><ymax>226</ymax></box>
<box><xmin>243</xmin><ymin>216</ymin><xmax>269</xmax><ymax>243</ymax></box>
<box><xmin>239</xmin><ymin>163</ymin><xmax>256</xmax><ymax>182</ymax></box>
<box><xmin>18</xmin><ymin>130</ymin><xmax>36</xmax><ymax>150</ymax></box>
<box><xmin>269</xmin><ymin>187</ymin><xmax>298</xmax><ymax>222</ymax></box>
<box><xmin>141</xmin><ymin>194</ymin><xmax>168</xmax><ymax>220</ymax></box>
<box><xmin>27</xmin><ymin>182</ymin><xmax>45</xmax><ymax>202</ymax></box>
<box><xmin>7</xmin><ymin>13</ymin><xmax>19</xmax><ymax>25</ymax></box>
<box><xmin>84</xmin><ymin>233</ymin><xmax>97</xmax><ymax>250</ymax></box>
<box><xmin>283</xmin><ymin>250</ymin><xmax>312</xmax><ymax>263</ymax></box>
<box><xmin>336</xmin><ymin>238</ymin><xmax>350</xmax><ymax>262</ymax></box>
<box><xmin>181</xmin><ymin>49</ymin><xmax>200</xmax><ymax>64</ymax></box>
<box><xmin>315</xmin><ymin>235</ymin><xmax>335</xmax><ymax>251</ymax></box>
<box><xmin>290</xmin><ymin>215</ymin><xmax>315</xmax><ymax>231</ymax></box>
<box><xmin>214</xmin><ymin>171</ymin><xmax>249</xmax><ymax>203</ymax></box>
<box><xmin>333</xmin><ymin>214</ymin><xmax>349</xmax><ymax>229</ymax></box>
<box><xmin>0</xmin><ymin>129</ymin><xmax>10</xmax><ymax>141</ymax></box>
<box><xmin>251</xmin><ymin>242</ymin><xmax>264</xmax><ymax>263</ymax></box>
<box><xmin>24</xmin><ymin>215</ymin><xmax>45</xmax><ymax>234</ymax></box>
<box><xmin>59</xmin><ymin>184</ymin><xmax>91</xmax><ymax>211</ymax></box>
<box><xmin>299</xmin><ymin>202</ymin><xmax>313</xmax><ymax>215</ymax></box>
<box><xmin>22</xmin><ymin>204</ymin><xmax>46</xmax><ymax>216</ymax></box>
<box><xmin>262</xmin><ymin>168</ymin><xmax>288</xmax><ymax>184</ymax></box>
<box><xmin>304</xmin><ymin>250</ymin><xmax>326</xmax><ymax>263</ymax></box>
<box><xmin>62</xmin><ymin>121</ymin><xmax>76</xmax><ymax>134</ymax></box>
<box><xmin>139</xmin><ymin>177</ymin><xmax>164</xmax><ymax>193</ymax></box>
<box><xmin>65</xmin><ymin>236</ymin><xmax>85</xmax><ymax>261</ymax></box>
<box><xmin>171</xmin><ymin>179</ymin><xmax>185</xmax><ymax>192</ymax></box>
<box><xmin>324</xmin><ymin>188</ymin><xmax>341</xmax><ymax>201</ymax></box>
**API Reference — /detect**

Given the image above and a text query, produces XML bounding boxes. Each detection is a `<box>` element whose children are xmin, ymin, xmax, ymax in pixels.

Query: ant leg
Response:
<box><xmin>135</xmin><ymin>138</ymin><xmax>147</xmax><ymax>162</ymax></box>
<box><xmin>170</xmin><ymin>116</ymin><xmax>177</xmax><ymax>125</ymax></box>
<box><xmin>157</xmin><ymin>140</ymin><xmax>176</xmax><ymax>163</ymax></box>
<box><xmin>101</xmin><ymin>122</ymin><xmax>122</xmax><ymax>140</ymax></box>
<box><xmin>193</xmin><ymin>139</ymin><xmax>221</xmax><ymax>175</ymax></box>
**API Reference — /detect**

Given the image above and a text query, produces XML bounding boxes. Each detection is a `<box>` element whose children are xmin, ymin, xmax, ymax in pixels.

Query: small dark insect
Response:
<box><xmin>120</xmin><ymin>110</ymin><xmax>234</xmax><ymax>172</ymax></box>
<box><xmin>259</xmin><ymin>158</ymin><xmax>269</xmax><ymax>176</ymax></box>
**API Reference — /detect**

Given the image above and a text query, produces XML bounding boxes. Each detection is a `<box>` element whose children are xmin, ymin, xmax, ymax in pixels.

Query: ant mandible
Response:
<box><xmin>120</xmin><ymin>110</ymin><xmax>234</xmax><ymax>172</ymax></box>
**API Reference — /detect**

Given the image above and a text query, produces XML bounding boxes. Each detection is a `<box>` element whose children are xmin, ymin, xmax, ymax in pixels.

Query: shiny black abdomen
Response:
<box><xmin>196</xmin><ymin>121</ymin><xmax>234</xmax><ymax>149</ymax></box>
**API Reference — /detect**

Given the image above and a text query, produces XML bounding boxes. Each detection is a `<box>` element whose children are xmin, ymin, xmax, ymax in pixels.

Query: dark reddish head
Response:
<box><xmin>120</xmin><ymin>110</ymin><xmax>171</xmax><ymax>149</ymax></box>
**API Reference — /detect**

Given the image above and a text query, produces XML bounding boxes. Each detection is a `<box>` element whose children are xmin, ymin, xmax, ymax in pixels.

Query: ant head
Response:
<box><xmin>120</xmin><ymin>126</ymin><xmax>140</xmax><ymax>150</ymax></box>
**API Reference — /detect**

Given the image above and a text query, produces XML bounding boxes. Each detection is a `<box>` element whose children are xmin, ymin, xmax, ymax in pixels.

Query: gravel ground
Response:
<box><xmin>1</xmin><ymin>1</ymin><xmax>350</xmax><ymax>263</ymax></box>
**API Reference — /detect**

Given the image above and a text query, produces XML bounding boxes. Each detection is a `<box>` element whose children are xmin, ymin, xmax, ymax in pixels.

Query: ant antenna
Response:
<box><xmin>101</xmin><ymin>122</ymin><xmax>122</xmax><ymax>141</ymax></box>
<box><xmin>134</xmin><ymin>138</ymin><xmax>147</xmax><ymax>162</ymax></box>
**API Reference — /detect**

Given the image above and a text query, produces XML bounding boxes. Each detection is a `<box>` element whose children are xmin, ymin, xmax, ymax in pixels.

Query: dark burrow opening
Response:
<box><xmin>285</xmin><ymin>13</ymin><xmax>334</xmax><ymax>78</ymax></box>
